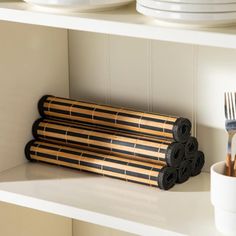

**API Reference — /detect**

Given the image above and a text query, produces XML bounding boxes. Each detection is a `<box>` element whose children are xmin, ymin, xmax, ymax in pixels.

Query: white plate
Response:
<box><xmin>137</xmin><ymin>0</ymin><xmax>236</xmax><ymax>12</ymax></box>
<box><xmin>23</xmin><ymin>0</ymin><xmax>134</xmax><ymax>12</ymax></box>
<box><xmin>156</xmin><ymin>0</ymin><xmax>236</xmax><ymax>3</ymax></box>
<box><xmin>136</xmin><ymin>3</ymin><xmax>236</xmax><ymax>25</ymax></box>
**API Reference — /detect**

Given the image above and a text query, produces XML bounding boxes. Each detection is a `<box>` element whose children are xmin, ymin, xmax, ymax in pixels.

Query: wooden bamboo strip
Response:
<box><xmin>41</xmin><ymin>117</ymin><xmax>174</xmax><ymax>145</ymax></box>
<box><xmin>25</xmin><ymin>140</ymin><xmax>177</xmax><ymax>190</ymax></box>
<box><xmin>38</xmin><ymin>95</ymin><xmax>191</xmax><ymax>142</ymax></box>
<box><xmin>43</xmin><ymin>103</ymin><xmax>174</xmax><ymax>130</ymax></box>
<box><xmin>33</xmin><ymin>119</ymin><xmax>185</xmax><ymax>167</ymax></box>
<box><xmin>44</xmin><ymin>96</ymin><xmax>177</xmax><ymax>121</ymax></box>
<box><xmin>31</xmin><ymin>146</ymin><xmax>163</xmax><ymax>176</ymax></box>
<box><xmin>41</xmin><ymin>111</ymin><xmax>174</xmax><ymax>139</ymax></box>
<box><xmin>30</xmin><ymin>141</ymin><xmax>166</xmax><ymax>169</ymax></box>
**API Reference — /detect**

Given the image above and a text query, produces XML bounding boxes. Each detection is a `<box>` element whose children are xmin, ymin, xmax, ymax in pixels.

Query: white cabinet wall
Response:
<box><xmin>0</xmin><ymin>11</ymin><xmax>235</xmax><ymax>235</ymax></box>
<box><xmin>0</xmin><ymin>21</ymin><xmax>69</xmax><ymax>173</ymax></box>
<box><xmin>69</xmin><ymin>30</ymin><xmax>236</xmax><ymax>172</ymax></box>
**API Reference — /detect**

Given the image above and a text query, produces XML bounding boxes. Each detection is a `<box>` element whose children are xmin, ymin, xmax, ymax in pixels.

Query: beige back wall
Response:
<box><xmin>68</xmin><ymin>30</ymin><xmax>236</xmax><ymax>172</ymax></box>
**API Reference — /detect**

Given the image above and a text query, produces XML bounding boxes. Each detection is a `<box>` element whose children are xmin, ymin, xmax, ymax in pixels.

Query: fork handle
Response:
<box><xmin>233</xmin><ymin>155</ymin><xmax>236</xmax><ymax>177</ymax></box>
<box><xmin>226</xmin><ymin>154</ymin><xmax>232</xmax><ymax>176</ymax></box>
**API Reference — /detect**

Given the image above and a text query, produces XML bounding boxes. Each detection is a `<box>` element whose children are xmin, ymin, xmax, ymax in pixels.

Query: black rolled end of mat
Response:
<box><xmin>173</xmin><ymin>118</ymin><xmax>191</xmax><ymax>143</ymax></box>
<box><xmin>38</xmin><ymin>95</ymin><xmax>52</xmax><ymax>117</ymax></box>
<box><xmin>166</xmin><ymin>142</ymin><xmax>185</xmax><ymax>168</ymax></box>
<box><xmin>185</xmin><ymin>136</ymin><xmax>199</xmax><ymax>156</ymax></box>
<box><xmin>191</xmin><ymin>151</ymin><xmax>205</xmax><ymax>176</ymax></box>
<box><xmin>158</xmin><ymin>167</ymin><xmax>177</xmax><ymax>190</ymax></box>
<box><xmin>32</xmin><ymin>118</ymin><xmax>44</xmax><ymax>139</ymax></box>
<box><xmin>24</xmin><ymin>140</ymin><xmax>35</xmax><ymax>162</ymax></box>
<box><xmin>184</xmin><ymin>153</ymin><xmax>195</xmax><ymax>161</ymax></box>
<box><xmin>177</xmin><ymin>160</ymin><xmax>191</xmax><ymax>184</ymax></box>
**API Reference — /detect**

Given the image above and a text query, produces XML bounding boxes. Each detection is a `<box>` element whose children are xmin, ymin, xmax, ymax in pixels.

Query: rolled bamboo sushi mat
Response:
<box><xmin>176</xmin><ymin>160</ymin><xmax>191</xmax><ymax>184</ymax></box>
<box><xmin>25</xmin><ymin>140</ymin><xmax>177</xmax><ymax>190</ymax></box>
<box><xmin>185</xmin><ymin>137</ymin><xmax>198</xmax><ymax>156</ymax></box>
<box><xmin>38</xmin><ymin>95</ymin><xmax>191</xmax><ymax>143</ymax></box>
<box><xmin>189</xmin><ymin>151</ymin><xmax>205</xmax><ymax>176</ymax></box>
<box><xmin>33</xmin><ymin>118</ymin><xmax>185</xmax><ymax>167</ymax></box>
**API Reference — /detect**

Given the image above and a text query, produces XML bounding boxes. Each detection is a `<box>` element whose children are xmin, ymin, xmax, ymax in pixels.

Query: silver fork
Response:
<box><xmin>224</xmin><ymin>92</ymin><xmax>236</xmax><ymax>176</ymax></box>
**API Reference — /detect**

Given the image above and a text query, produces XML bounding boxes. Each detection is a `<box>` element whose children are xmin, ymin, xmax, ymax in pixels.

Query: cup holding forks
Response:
<box><xmin>224</xmin><ymin>92</ymin><xmax>236</xmax><ymax>176</ymax></box>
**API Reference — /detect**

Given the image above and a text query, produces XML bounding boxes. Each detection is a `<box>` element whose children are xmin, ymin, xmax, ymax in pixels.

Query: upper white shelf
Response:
<box><xmin>0</xmin><ymin>162</ymin><xmax>221</xmax><ymax>236</ymax></box>
<box><xmin>1</xmin><ymin>1</ymin><xmax>236</xmax><ymax>49</ymax></box>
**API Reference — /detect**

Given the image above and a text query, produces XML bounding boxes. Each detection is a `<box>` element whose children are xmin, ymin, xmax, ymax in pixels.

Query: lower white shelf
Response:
<box><xmin>0</xmin><ymin>162</ymin><xmax>220</xmax><ymax>235</ymax></box>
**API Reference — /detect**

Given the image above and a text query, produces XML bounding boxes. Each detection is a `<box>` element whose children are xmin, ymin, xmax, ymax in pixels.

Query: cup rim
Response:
<box><xmin>211</xmin><ymin>161</ymin><xmax>236</xmax><ymax>180</ymax></box>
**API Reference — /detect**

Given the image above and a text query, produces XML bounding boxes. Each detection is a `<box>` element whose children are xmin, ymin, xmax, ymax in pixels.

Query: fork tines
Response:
<box><xmin>224</xmin><ymin>92</ymin><xmax>236</xmax><ymax>120</ymax></box>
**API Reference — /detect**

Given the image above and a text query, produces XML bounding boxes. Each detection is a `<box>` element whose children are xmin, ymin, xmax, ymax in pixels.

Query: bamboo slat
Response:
<box><xmin>33</xmin><ymin>118</ymin><xmax>185</xmax><ymax>167</ymax></box>
<box><xmin>38</xmin><ymin>95</ymin><xmax>192</xmax><ymax>143</ymax></box>
<box><xmin>25</xmin><ymin>140</ymin><xmax>177</xmax><ymax>190</ymax></box>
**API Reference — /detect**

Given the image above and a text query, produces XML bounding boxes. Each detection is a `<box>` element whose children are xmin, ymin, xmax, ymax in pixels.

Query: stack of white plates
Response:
<box><xmin>23</xmin><ymin>0</ymin><xmax>133</xmax><ymax>12</ymax></box>
<box><xmin>136</xmin><ymin>0</ymin><xmax>236</xmax><ymax>26</ymax></box>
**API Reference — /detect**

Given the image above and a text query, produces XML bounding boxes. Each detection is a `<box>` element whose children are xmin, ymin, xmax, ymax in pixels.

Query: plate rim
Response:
<box><xmin>137</xmin><ymin>0</ymin><xmax>236</xmax><ymax>12</ymax></box>
<box><xmin>137</xmin><ymin>3</ymin><xmax>236</xmax><ymax>21</ymax></box>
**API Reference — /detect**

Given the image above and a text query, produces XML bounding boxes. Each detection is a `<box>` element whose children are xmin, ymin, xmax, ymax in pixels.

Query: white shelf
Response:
<box><xmin>0</xmin><ymin>1</ymin><xmax>236</xmax><ymax>49</ymax></box>
<box><xmin>0</xmin><ymin>162</ymin><xmax>221</xmax><ymax>236</ymax></box>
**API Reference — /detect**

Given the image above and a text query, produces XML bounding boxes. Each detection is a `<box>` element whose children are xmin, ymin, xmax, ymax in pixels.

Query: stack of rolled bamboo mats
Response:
<box><xmin>25</xmin><ymin>95</ymin><xmax>205</xmax><ymax>190</ymax></box>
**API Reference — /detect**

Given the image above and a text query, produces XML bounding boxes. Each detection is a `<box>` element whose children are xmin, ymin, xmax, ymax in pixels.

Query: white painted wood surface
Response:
<box><xmin>0</xmin><ymin>202</ymin><xmax>72</xmax><ymax>236</ymax></box>
<box><xmin>0</xmin><ymin>2</ymin><xmax>236</xmax><ymax>49</ymax></box>
<box><xmin>73</xmin><ymin>221</ymin><xmax>135</xmax><ymax>236</ymax></box>
<box><xmin>0</xmin><ymin>162</ymin><xmax>221</xmax><ymax>236</ymax></box>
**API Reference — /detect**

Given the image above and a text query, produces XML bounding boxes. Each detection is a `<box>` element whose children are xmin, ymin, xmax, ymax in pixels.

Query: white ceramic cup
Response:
<box><xmin>211</xmin><ymin>161</ymin><xmax>236</xmax><ymax>235</ymax></box>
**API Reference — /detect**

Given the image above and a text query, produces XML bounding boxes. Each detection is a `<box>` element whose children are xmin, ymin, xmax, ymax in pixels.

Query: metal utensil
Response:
<box><xmin>224</xmin><ymin>92</ymin><xmax>236</xmax><ymax>176</ymax></box>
